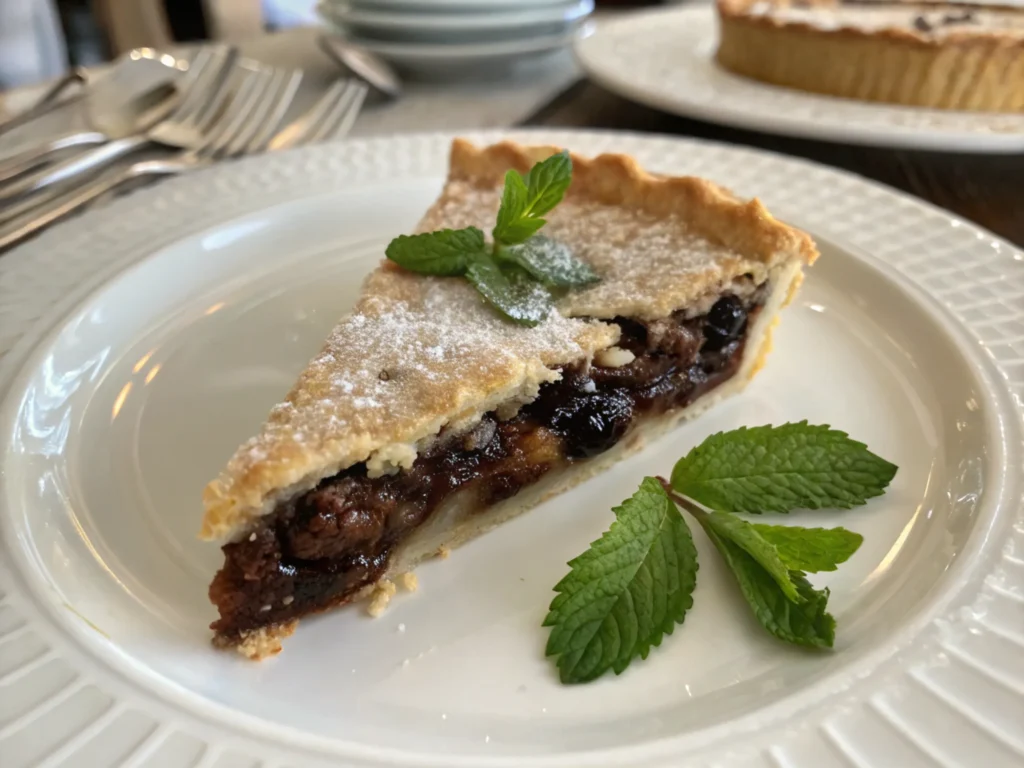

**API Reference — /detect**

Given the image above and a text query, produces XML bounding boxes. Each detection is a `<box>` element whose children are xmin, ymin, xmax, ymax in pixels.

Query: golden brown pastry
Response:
<box><xmin>716</xmin><ymin>0</ymin><xmax>1024</xmax><ymax>112</ymax></box>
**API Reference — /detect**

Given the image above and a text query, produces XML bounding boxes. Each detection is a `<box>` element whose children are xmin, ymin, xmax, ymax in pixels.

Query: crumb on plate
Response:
<box><xmin>400</xmin><ymin>572</ymin><xmax>419</xmax><ymax>592</ymax></box>
<box><xmin>367</xmin><ymin>579</ymin><xmax>396</xmax><ymax>617</ymax></box>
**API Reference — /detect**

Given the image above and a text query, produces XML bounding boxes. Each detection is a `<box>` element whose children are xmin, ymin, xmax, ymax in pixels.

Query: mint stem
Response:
<box><xmin>656</xmin><ymin>476</ymin><xmax>708</xmax><ymax>521</ymax></box>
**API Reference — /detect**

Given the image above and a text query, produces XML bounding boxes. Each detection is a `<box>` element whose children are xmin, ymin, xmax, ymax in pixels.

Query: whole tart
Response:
<box><xmin>716</xmin><ymin>0</ymin><xmax>1024</xmax><ymax>111</ymax></box>
<box><xmin>201</xmin><ymin>138</ymin><xmax>818</xmax><ymax>659</ymax></box>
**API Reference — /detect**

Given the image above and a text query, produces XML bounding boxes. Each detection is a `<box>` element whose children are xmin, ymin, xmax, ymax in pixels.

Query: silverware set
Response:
<box><xmin>0</xmin><ymin>46</ymin><xmax>368</xmax><ymax>253</ymax></box>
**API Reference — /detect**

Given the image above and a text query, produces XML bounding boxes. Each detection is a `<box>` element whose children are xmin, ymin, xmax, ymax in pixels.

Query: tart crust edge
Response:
<box><xmin>715</xmin><ymin>0</ymin><xmax>1024</xmax><ymax>111</ymax></box>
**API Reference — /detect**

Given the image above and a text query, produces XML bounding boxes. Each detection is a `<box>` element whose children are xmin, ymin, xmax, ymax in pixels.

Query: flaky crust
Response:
<box><xmin>716</xmin><ymin>0</ymin><xmax>1024</xmax><ymax>111</ymax></box>
<box><xmin>200</xmin><ymin>139</ymin><xmax>817</xmax><ymax>542</ymax></box>
<box><xmin>213</xmin><ymin>620</ymin><xmax>297</xmax><ymax>660</ymax></box>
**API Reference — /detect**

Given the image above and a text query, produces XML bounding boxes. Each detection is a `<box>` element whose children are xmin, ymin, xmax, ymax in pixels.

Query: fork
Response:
<box><xmin>0</xmin><ymin>68</ymin><xmax>316</xmax><ymax>252</ymax></box>
<box><xmin>0</xmin><ymin>46</ymin><xmax>238</xmax><ymax>205</ymax></box>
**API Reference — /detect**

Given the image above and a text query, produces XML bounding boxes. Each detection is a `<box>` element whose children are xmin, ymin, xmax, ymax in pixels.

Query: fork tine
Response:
<box><xmin>173</xmin><ymin>48</ymin><xmax>214</xmax><ymax>109</ymax></box>
<box><xmin>240</xmin><ymin>69</ymin><xmax>303</xmax><ymax>155</ymax></box>
<box><xmin>198</xmin><ymin>69</ymin><xmax>270</xmax><ymax>159</ymax></box>
<box><xmin>266</xmin><ymin>81</ymin><xmax>346</xmax><ymax>153</ymax></box>
<box><xmin>225</xmin><ymin>68</ymin><xmax>298</xmax><ymax>157</ymax></box>
<box><xmin>215</xmin><ymin>69</ymin><xmax>284</xmax><ymax>157</ymax></box>
<box><xmin>327</xmin><ymin>81</ymin><xmax>367</xmax><ymax>140</ymax></box>
<box><xmin>168</xmin><ymin>47</ymin><xmax>226</xmax><ymax>125</ymax></box>
<box><xmin>303</xmin><ymin>84</ymin><xmax>355</xmax><ymax>144</ymax></box>
<box><xmin>188</xmin><ymin>47</ymin><xmax>242</xmax><ymax>134</ymax></box>
<box><xmin>308</xmin><ymin>81</ymin><xmax>367</xmax><ymax>143</ymax></box>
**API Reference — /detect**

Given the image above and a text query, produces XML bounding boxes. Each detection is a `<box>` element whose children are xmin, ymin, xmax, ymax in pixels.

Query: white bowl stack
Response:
<box><xmin>317</xmin><ymin>0</ymin><xmax>595</xmax><ymax>77</ymax></box>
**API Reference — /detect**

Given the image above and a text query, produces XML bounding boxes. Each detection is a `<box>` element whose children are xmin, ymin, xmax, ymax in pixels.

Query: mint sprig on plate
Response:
<box><xmin>384</xmin><ymin>150</ymin><xmax>598</xmax><ymax>326</ymax></box>
<box><xmin>670</xmin><ymin>422</ymin><xmax>897</xmax><ymax>513</ymax></box>
<box><xmin>544</xmin><ymin>423</ymin><xmax>896</xmax><ymax>683</ymax></box>
<box><xmin>543</xmin><ymin>478</ymin><xmax>698</xmax><ymax>684</ymax></box>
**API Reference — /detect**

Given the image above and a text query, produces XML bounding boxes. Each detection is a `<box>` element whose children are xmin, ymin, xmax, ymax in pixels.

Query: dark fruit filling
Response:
<box><xmin>210</xmin><ymin>292</ymin><xmax>764</xmax><ymax>640</ymax></box>
<box><xmin>703</xmin><ymin>295</ymin><xmax>747</xmax><ymax>351</ymax></box>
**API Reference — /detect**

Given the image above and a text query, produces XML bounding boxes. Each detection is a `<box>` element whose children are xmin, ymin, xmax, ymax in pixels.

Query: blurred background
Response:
<box><xmin>1</xmin><ymin>0</ymin><xmax>672</xmax><ymax>88</ymax></box>
<box><xmin>1</xmin><ymin>0</ymin><xmax>1018</xmax><ymax>251</ymax></box>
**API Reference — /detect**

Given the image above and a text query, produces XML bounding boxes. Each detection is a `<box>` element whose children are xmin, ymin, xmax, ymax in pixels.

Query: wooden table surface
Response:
<box><xmin>520</xmin><ymin>79</ymin><xmax>1024</xmax><ymax>248</ymax></box>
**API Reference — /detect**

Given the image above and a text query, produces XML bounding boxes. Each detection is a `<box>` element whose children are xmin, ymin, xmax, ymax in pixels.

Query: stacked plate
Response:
<box><xmin>318</xmin><ymin>0</ymin><xmax>594</xmax><ymax>76</ymax></box>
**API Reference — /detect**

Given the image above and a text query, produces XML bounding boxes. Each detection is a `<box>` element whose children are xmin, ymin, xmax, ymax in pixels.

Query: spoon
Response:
<box><xmin>318</xmin><ymin>34</ymin><xmax>402</xmax><ymax>100</ymax></box>
<box><xmin>0</xmin><ymin>78</ymin><xmax>179</xmax><ymax>184</ymax></box>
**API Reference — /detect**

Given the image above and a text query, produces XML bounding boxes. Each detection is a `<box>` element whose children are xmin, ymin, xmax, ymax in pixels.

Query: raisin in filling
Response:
<box><xmin>210</xmin><ymin>293</ymin><xmax>764</xmax><ymax>639</ymax></box>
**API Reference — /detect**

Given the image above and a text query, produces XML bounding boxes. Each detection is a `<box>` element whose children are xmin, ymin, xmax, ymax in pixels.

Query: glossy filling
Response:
<box><xmin>210</xmin><ymin>292</ymin><xmax>765</xmax><ymax>641</ymax></box>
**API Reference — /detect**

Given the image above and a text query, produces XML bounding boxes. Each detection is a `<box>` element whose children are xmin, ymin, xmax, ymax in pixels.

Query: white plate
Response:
<box><xmin>321</xmin><ymin>0</ymin><xmax>592</xmax><ymax>29</ymax></box>
<box><xmin>319</xmin><ymin>0</ymin><xmax>591</xmax><ymax>44</ymax></box>
<box><xmin>575</xmin><ymin>6</ymin><xmax>1024</xmax><ymax>153</ymax></box>
<box><xmin>325</xmin><ymin>23</ymin><xmax>591</xmax><ymax>76</ymax></box>
<box><xmin>342</xmin><ymin>0</ymin><xmax>564</xmax><ymax>9</ymax></box>
<box><xmin>1</xmin><ymin>130</ymin><xmax>1022</xmax><ymax>768</ymax></box>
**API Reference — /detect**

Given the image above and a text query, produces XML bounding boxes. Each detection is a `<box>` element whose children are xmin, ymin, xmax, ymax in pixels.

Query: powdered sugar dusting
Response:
<box><xmin>417</xmin><ymin>180</ymin><xmax>763</xmax><ymax>320</ymax></box>
<box><xmin>523</xmin><ymin>236</ymin><xmax>579</xmax><ymax>272</ymax></box>
<box><xmin>227</xmin><ymin>271</ymin><xmax>616</xmax><ymax>477</ymax></box>
<box><xmin>548</xmin><ymin>202</ymin><xmax>753</xmax><ymax>319</ymax></box>
<box><xmin>747</xmin><ymin>1</ymin><xmax>1024</xmax><ymax>37</ymax></box>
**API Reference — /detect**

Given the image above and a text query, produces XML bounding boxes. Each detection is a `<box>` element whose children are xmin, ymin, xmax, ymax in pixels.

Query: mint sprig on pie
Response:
<box><xmin>544</xmin><ymin>424</ymin><xmax>894</xmax><ymax>683</ymax></box>
<box><xmin>384</xmin><ymin>149</ymin><xmax>597</xmax><ymax>326</ymax></box>
<box><xmin>201</xmin><ymin>139</ymin><xmax>819</xmax><ymax>660</ymax></box>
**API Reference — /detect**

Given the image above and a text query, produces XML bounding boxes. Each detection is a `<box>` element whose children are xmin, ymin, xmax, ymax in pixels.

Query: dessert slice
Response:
<box><xmin>201</xmin><ymin>139</ymin><xmax>819</xmax><ymax>659</ymax></box>
<box><xmin>716</xmin><ymin>0</ymin><xmax>1024</xmax><ymax>112</ymax></box>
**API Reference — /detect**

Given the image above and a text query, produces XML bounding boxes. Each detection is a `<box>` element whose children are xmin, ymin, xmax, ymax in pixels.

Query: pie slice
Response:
<box><xmin>201</xmin><ymin>139</ymin><xmax>819</xmax><ymax>659</ymax></box>
<box><xmin>716</xmin><ymin>0</ymin><xmax>1024</xmax><ymax>112</ymax></box>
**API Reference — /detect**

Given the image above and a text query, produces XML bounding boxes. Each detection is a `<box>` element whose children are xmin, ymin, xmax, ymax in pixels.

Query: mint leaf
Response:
<box><xmin>498</xmin><ymin>236</ymin><xmax>599</xmax><ymax>288</ymax></box>
<box><xmin>699</xmin><ymin>512</ymin><xmax>802</xmax><ymax>603</ymax></box>
<box><xmin>385</xmin><ymin>227</ymin><xmax>485</xmax><ymax>276</ymax></box>
<box><xmin>388</xmin><ymin>151</ymin><xmax>590</xmax><ymax>328</ymax></box>
<box><xmin>670</xmin><ymin>422</ymin><xmax>898</xmax><ymax>514</ymax></box>
<box><xmin>465</xmin><ymin>254</ymin><xmax>553</xmax><ymax>327</ymax></box>
<box><xmin>544</xmin><ymin>477</ymin><xmax>698</xmax><ymax>683</ymax></box>
<box><xmin>493</xmin><ymin>150</ymin><xmax>572</xmax><ymax>245</ymax></box>
<box><xmin>497</xmin><ymin>217</ymin><xmax>547</xmax><ymax>245</ymax></box>
<box><xmin>752</xmin><ymin>524</ymin><xmax>863</xmax><ymax>573</ymax></box>
<box><xmin>700</xmin><ymin>521</ymin><xmax>835</xmax><ymax>648</ymax></box>
<box><xmin>494</xmin><ymin>170</ymin><xmax>528</xmax><ymax>243</ymax></box>
<box><xmin>524</xmin><ymin>149</ymin><xmax>572</xmax><ymax>217</ymax></box>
